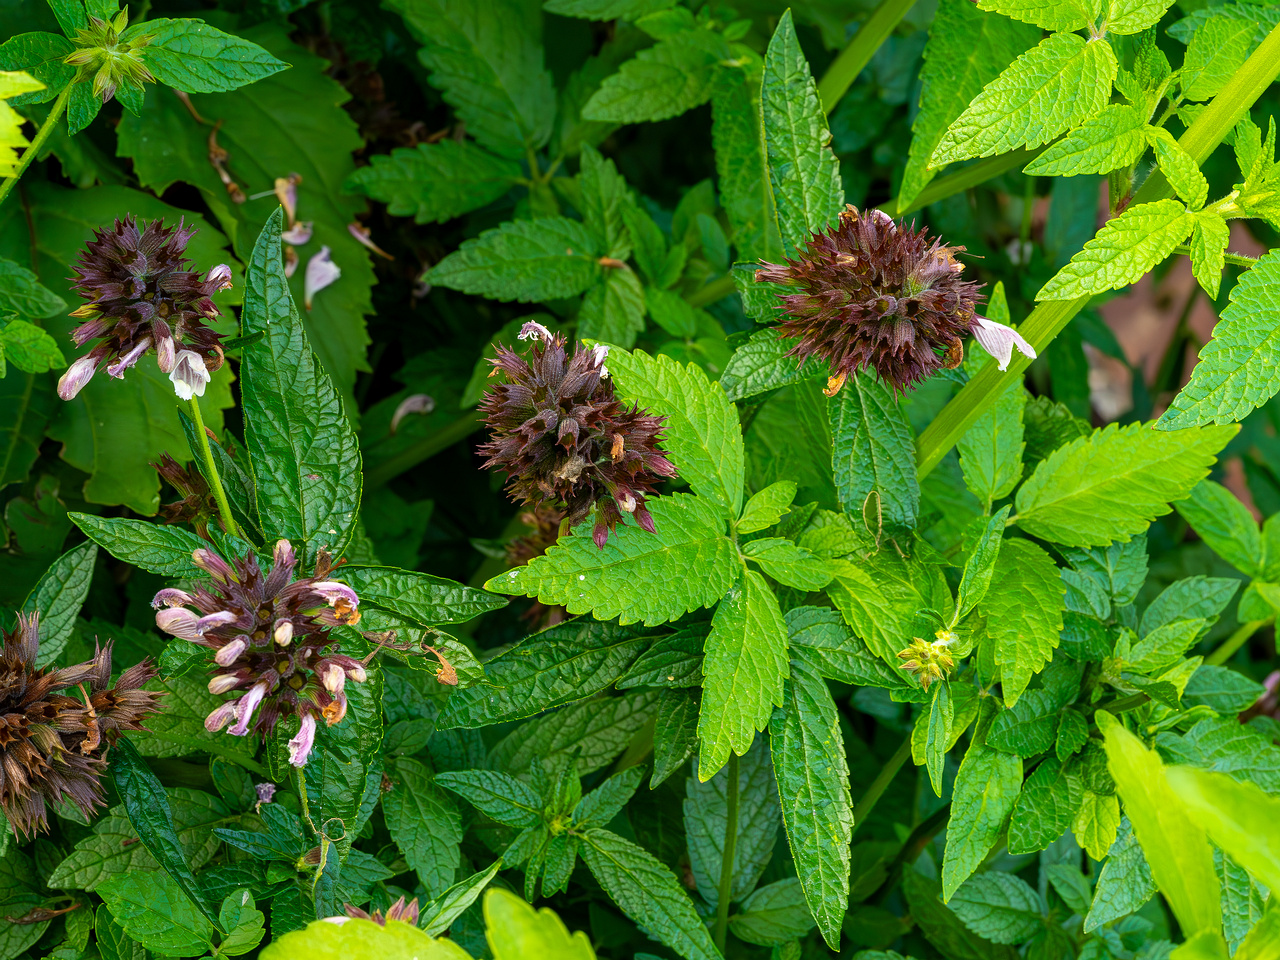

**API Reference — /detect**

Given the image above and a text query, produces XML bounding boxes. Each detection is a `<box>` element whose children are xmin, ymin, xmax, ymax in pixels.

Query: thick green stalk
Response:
<box><xmin>188</xmin><ymin>395</ymin><xmax>240</xmax><ymax>539</ymax></box>
<box><xmin>0</xmin><ymin>83</ymin><xmax>72</xmax><ymax>208</ymax></box>
<box><xmin>894</xmin><ymin>148</ymin><xmax>1043</xmax><ymax>218</ymax></box>
<box><xmin>817</xmin><ymin>0</ymin><xmax>918</xmax><ymax>114</ymax></box>
<box><xmin>712</xmin><ymin>751</ymin><xmax>740</xmax><ymax>953</ymax></box>
<box><xmin>915</xmin><ymin>21</ymin><xmax>1280</xmax><ymax>479</ymax></box>
<box><xmin>851</xmin><ymin>734</ymin><xmax>912</xmax><ymax>837</ymax></box>
<box><xmin>1207</xmin><ymin>619</ymin><xmax>1272</xmax><ymax>665</ymax></box>
<box><xmin>363</xmin><ymin>409</ymin><xmax>486</xmax><ymax>490</ymax></box>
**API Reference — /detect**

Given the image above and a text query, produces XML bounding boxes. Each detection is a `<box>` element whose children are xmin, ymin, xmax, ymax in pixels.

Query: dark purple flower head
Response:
<box><xmin>757</xmin><ymin>205</ymin><xmax>1033</xmax><ymax>394</ymax></box>
<box><xmin>478</xmin><ymin>325</ymin><xmax>677</xmax><ymax>548</ymax></box>
<box><xmin>152</xmin><ymin>541</ymin><xmax>365</xmax><ymax>768</ymax></box>
<box><xmin>59</xmin><ymin>216</ymin><xmax>231</xmax><ymax>400</ymax></box>
<box><xmin>0</xmin><ymin>612</ymin><xmax>162</xmax><ymax>837</ymax></box>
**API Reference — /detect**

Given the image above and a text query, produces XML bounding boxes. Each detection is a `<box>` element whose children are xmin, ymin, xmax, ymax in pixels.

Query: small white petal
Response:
<box><xmin>517</xmin><ymin>320</ymin><xmax>553</xmax><ymax>342</ymax></box>
<box><xmin>170</xmin><ymin>350</ymin><xmax>211</xmax><ymax>400</ymax></box>
<box><xmin>281</xmin><ymin>222</ymin><xmax>313</xmax><ymax>245</ymax></box>
<box><xmin>970</xmin><ymin>315</ymin><xmax>1037</xmax><ymax>372</ymax></box>
<box><xmin>304</xmin><ymin>246</ymin><xmax>341</xmax><ymax>311</ymax></box>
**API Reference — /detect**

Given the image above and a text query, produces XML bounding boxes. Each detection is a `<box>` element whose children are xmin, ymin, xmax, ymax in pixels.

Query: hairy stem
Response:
<box><xmin>817</xmin><ymin>0</ymin><xmax>918</xmax><ymax>114</ymax></box>
<box><xmin>852</xmin><ymin>733</ymin><xmax>913</xmax><ymax>837</ymax></box>
<box><xmin>188</xmin><ymin>395</ymin><xmax>239</xmax><ymax>539</ymax></box>
<box><xmin>1207</xmin><ymin>618</ymin><xmax>1272</xmax><ymax>666</ymax></box>
<box><xmin>915</xmin><ymin>20</ymin><xmax>1280</xmax><ymax>480</ymax></box>
<box><xmin>363</xmin><ymin>409</ymin><xmax>486</xmax><ymax>490</ymax></box>
<box><xmin>712</xmin><ymin>751</ymin><xmax>740</xmax><ymax>953</ymax></box>
<box><xmin>1173</xmin><ymin>243</ymin><xmax>1258</xmax><ymax>268</ymax></box>
<box><xmin>0</xmin><ymin>83</ymin><xmax>72</xmax><ymax>208</ymax></box>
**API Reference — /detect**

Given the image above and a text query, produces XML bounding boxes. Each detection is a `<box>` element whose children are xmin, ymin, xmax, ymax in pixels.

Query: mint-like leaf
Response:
<box><xmin>344</xmin><ymin>140</ymin><xmax>521</xmax><ymax>224</ymax></box>
<box><xmin>581</xmin><ymin>28</ymin><xmax>728</xmax><ymax>124</ymax></box>
<box><xmin>124</xmin><ymin>19</ymin><xmax>288</xmax><ymax>93</ymax></box>
<box><xmin>1023</xmin><ymin>104</ymin><xmax>1149</xmax><ymax>177</ymax></box>
<box><xmin>429</xmin><ymin>216</ymin><xmax>604</xmax><ymax>302</ymax></box>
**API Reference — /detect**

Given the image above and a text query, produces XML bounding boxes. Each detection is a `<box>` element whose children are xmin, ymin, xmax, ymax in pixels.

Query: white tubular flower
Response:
<box><xmin>590</xmin><ymin>343</ymin><xmax>610</xmax><ymax>379</ymax></box>
<box><xmin>208</xmin><ymin>674</ymin><xmax>241</xmax><ymax>695</ymax></box>
<box><xmin>227</xmin><ymin>682</ymin><xmax>269</xmax><ymax>736</ymax></box>
<box><xmin>214</xmin><ymin>638</ymin><xmax>248</xmax><ymax>666</ymax></box>
<box><xmin>288</xmin><ymin>713</ymin><xmax>316</xmax><ymax>767</ymax></box>
<box><xmin>970</xmin><ymin>315</ymin><xmax>1037</xmax><ymax>372</ymax></box>
<box><xmin>517</xmin><ymin>320</ymin><xmax>553</xmax><ymax>342</ymax></box>
<box><xmin>281</xmin><ymin>222</ymin><xmax>313</xmax><ymax>245</ymax></box>
<box><xmin>206</xmin><ymin>263</ymin><xmax>234</xmax><ymax>290</ymax></box>
<box><xmin>170</xmin><ymin>350</ymin><xmax>211</xmax><ymax>400</ymax></box>
<box><xmin>57</xmin><ymin>355</ymin><xmax>99</xmax><ymax>400</ymax></box>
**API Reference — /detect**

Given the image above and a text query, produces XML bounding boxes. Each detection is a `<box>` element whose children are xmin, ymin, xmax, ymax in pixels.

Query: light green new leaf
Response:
<box><xmin>578</xmin><ymin>267</ymin><xmax>645</xmax><ymax>347</ymax></box>
<box><xmin>124</xmin><ymin>19</ymin><xmax>288</xmax><ymax>94</ymax></box>
<box><xmin>582</xmin><ymin>28</ymin><xmax>727</xmax><ymax>123</ymax></box>
<box><xmin>383</xmin><ymin>758</ymin><xmax>462</xmax><ymax>898</ymax></box>
<box><xmin>981</xmin><ymin>538</ymin><xmax>1064</xmax><ymax>706</ymax></box>
<box><xmin>742</xmin><ymin>537</ymin><xmax>832</xmax><ymax>590</ymax></box>
<box><xmin>958</xmin><ymin>378</ymin><xmax>1025</xmax><ymax>508</ymax></box>
<box><xmin>428</xmin><ymin>217</ymin><xmax>603</xmax><ymax>302</ymax></box>
<box><xmin>488</xmin><ymin>493</ymin><xmax>737</xmax><ymax>626</ymax></box>
<box><xmin>607</xmin><ymin>347</ymin><xmax>745</xmax><ymax>517</ymax></box>
<box><xmin>484</xmin><ymin>889</ymin><xmax>595</xmax><ymax>960</ymax></box>
<box><xmin>1166</xmin><ymin>765</ymin><xmax>1280</xmax><ymax>894</ymax></box>
<box><xmin>737</xmin><ymin>480</ymin><xmax>797</xmax><ymax>534</ymax></box>
<box><xmin>711</xmin><ymin>55</ymin><xmax>783</xmax><ymax>262</ymax></box>
<box><xmin>1190</xmin><ymin>212</ymin><xmax>1230</xmax><ymax>299</ymax></box>
<box><xmin>1159</xmin><ymin>249</ymin><xmax>1280</xmax><ymax>428</ymax></box>
<box><xmin>948</xmin><ymin>871</ymin><xmax>1042</xmax><ymax>943</ymax></box>
<box><xmin>1014</xmin><ymin>420</ymin><xmax>1237</xmax><ymax>547</ymax></box>
<box><xmin>831</xmin><ymin>372</ymin><xmax>919</xmax><ymax>531</ymax></box>
<box><xmin>98</xmin><ymin>871</ymin><xmax>215</xmax><ymax>958</ymax></box>
<box><xmin>698</xmin><ymin>569</ymin><xmax>788</xmax><ymax>778</ymax></box>
<box><xmin>1074</xmin><ymin>790</ymin><xmax>1121</xmax><ymax>863</ymax></box>
<box><xmin>1023</xmin><ymin>104</ymin><xmax>1149</xmax><ymax>177</ymax></box>
<box><xmin>343</xmin><ymin>140</ymin><xmax>521</xmax><ymax>224</ymax></box>
<box><xmin>1182</xmin><ymin>16</ymin><xmax>1256</xmax><ymax>102</ymax></box>
<box><xmin>900</xmin><ymin>0</ymin><xmax>1040</xmax><ymax>211</ymax></box>
<box><xmin>579</xmin><ymin>827</ymin><xmax>719</xmax><ymax>960</ymax></box>
<box><xmin>0</xmin><ymin>319</ymin><xmax>65</xmax><ymax>375</ymax></box>
<box><xmin>769</xmin><ymin>655</ymin><xmax>851</xmax><ymax>948</ymax></box>
<box><xmin>1037</xmin><ymin>199</ymin><xmax>1195</xmax><ymax>300</ymax></box>
<box><xmin>762</xmin><ymin>10</ymin><xmax>843</xmax><ymax>253</ymax></box>
<box><xmin>976</xmin><ymin>0</ymin><xmax>1100</xmax><ymax>31</ymax></box>
<box><xmin>932</xmin><ymin>33</ymin><xmax>1117</xmax><ymax>165</ymax></box>
<box><xmin>925</xmin><ymin>681</ymin><xmax>952</xmax><ymax>798</ymax></box>
<box><xmin>1148</xmin><ymin>127</ymin><xmax>1208</xmax><ymax>209</ymax></box>
<box><xmin>957</xmin><ymin>506</ymin><xmax>1010</xmax><ymax>618</ymax></box>
<box><xmin>1109</xmin><ymin>0</ymin><xmax>1177</xmax><ymax>34</ymax></box>
<box><xmin>385</xmin><ymin>0</ymin><xmax>553</xmax><ymax>157</ymax></box>
<box><xmin>1099</xmin><ymin>713</ymin><xmax>1221</xmax><ymax>936</ymax></box>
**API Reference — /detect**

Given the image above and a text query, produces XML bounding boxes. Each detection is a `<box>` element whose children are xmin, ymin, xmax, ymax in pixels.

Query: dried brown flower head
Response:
<box><xmin>479</xmin><ymin>323</ymin><xmax>677</xmax><ymax>548</ymax></box>
<box><xmin>0</xmin><ymin>612</ymin><xmax>162</xmax><ymax>837</ymax></box>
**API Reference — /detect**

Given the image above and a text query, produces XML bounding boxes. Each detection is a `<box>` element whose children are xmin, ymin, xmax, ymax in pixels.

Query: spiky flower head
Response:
<box><xmin>153</xmin><ymin>453</ymin><xmax>217</xmax><ymax>538</ymax></box>
<box><xmin>325</xmin><ymin>896</ymin><xmax>421</xmax><ymax>927</ymax></box>
<box><xmin>756</xmin><ymin>204</ymin><xmax>1035</xmax><ymax>395</ymax></box>
<box><xmin>0</xmin><ymin>612</ymin><xmax>162</xmax><ymax>838</ymax></box>
<box><xmin>896</xmin><ymin>631</ymin><xmax>956</xmax><ymax>691</ymax></box>
<box><xmin>63</xmin><ymin>11</ymin><xmax>154</xmax><ymax>105</ymax></box>
<box><xmin>59</xmin><ymin>216</ymin><xmax>232</xmax><ymax>401</ymax></box>
<box><xmin>479</xmin><ymin>323</ymin><xmax>677</xmax><ymax>549</ymax></box>
<box><xmin>152</xmin><ymin>541</ymin><xmax>365</xmax><ymax>768</ymax></box>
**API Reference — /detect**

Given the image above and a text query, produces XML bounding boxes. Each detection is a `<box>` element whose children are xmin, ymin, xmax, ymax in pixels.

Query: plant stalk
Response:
<box><xmin>364</xmin><ymin>409</ymin><xmax>486</xmax><ymax>490</ymax></box>
<box><xmin>915</xmin><ymin>20</ymin><xmax>1280</xmax><ymax>480</ymax></box>
<box><xmin>893</xmin><ymin>149</ymin><xmax>1044</xmax><ymax>217</ymax></box>
<box><xmin>1173</xmin><ymin>243</ymin><xmax>1257</xmax><ymax>268</ymax></box>
<box><xmin>188</xmin><ymin>396</ymin><xmax>239</xmax><ymax>539</ymax></box>
<box><xmin>0</xmin><ymin>83</ymin><xmax>72</xmax><ymax>208</ymax></box>
<box><xmin>852</xmin><ymin>733</ymin><xmax>913</xmax><ymax>837</ymax></box>
<box><xmin>1207</xmin><ymin>618</ymin><xmax>1272</xmax><ymax>665</ymax></box>
<box><xmin>712</xmin><ymin>751</ymin><xmax>740</xmax><ymax>953</ymax></box>
<box><xmin>817</xmin><ymin>0</ymin><xmax>918</xmax><ymax>114</ymax></box>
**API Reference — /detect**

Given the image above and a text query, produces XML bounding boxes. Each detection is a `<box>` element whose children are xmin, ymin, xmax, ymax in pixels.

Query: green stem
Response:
<box><xmin>688</xmin><ymin>274</ymin><xmax>736</xmax><ymax>309</ymax></box>
<box><xmin>188</xmin><ymin>396</ymin><xmax>239</xmax><ymax>539</ymax></box>
<box><xmin>816</xmin><ymin>0</ymin><xmax>918</xmax><ymax>114</ymax></box>
<box><xmin>1207</xmin><ymin>618</ymin><xmax>1272</xmax><ymax>665</ymax></box>
<box><xmin>915</xmin><ymin>20</ymin><xmax>1280</xmax><ymax>480</ymax></box>
<box><xmin>0</xmin><ymin>83</ymin><xmax>73</xmax><ymax>208</ymax></box>
<box><xmin>851</xmin><ymin>733</ymin><xmax>912</xmax><ymax>837</ymax></box>
<box><xmin>363</xmin><ymin>409</ymin><xmax>486</xmax><ymax>490</ymax></box>
<box><xmin>712</xmin><ymin>751</ymin><xmax>739</xmax><ymax>953</ymax></box>
<box><xmin>893</xmin><ymin>148</ymin><xmax>1044</xmax><ymax>218</ymax></box>
<box><xmin>1173</xmin><ymin>243</ymin><xmax>1258</xmax><ymax>268</ymax></box>
<box><xmin>297</xmin><ymin>765</ymin><xmax>318</xmax><ymax>835</ymax></box>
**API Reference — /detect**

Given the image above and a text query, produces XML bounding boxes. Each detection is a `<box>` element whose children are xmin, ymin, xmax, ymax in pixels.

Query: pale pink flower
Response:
<box><xmin>304</xmin><ymin>246</ymin><xmax>340</xmax><ymax>311</ymax></box>
<box><xmin>970</xmin><ymin>316</ymin><xmax>1037</xmax><ymax>372</ymax></box>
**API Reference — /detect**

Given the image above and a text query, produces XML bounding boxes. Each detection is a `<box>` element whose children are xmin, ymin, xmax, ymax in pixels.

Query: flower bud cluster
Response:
<box><xmin>896</xmin><ymin>630</ymin><xmax>957</xmax><ymax>691</ymax></box>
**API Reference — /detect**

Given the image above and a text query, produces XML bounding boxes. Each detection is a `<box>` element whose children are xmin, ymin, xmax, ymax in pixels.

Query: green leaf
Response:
<box><xmin>577</xmin><ymin>143</ymin><xmax>631</xmax><ymax>260</ymax></box>
<box><xmin>729</xmin><ymin>877</ymin><xmax>816</xmax><ymax>946</ymax></box>
<box><xmin>827</xmin><ymin>554</ymin><xmax>951</xmax><ymax>667</ymax></box>
<box><xmin>697</xmin><ymin>569</ymin><xmax>788</xmax><ymax>778</ymax></box>
<box><xmin>941</xmin><ymin>706</ymin><xmax>1024</xmax><ymax>900</ymax></box>
<box><xmin>831</xmin><ymin>372</ymin><xmax>919</xmax><ymax>532</ymax></box>
<box><xmin>261</xmin><ymin>913</ymin><xmax>461</xmax><ymax>958</ymax></box>
<box><xmin>579</xmin><ymin>827</ymin><xmax>719</xmax><ymax>960</ymax></box>
<box><xmin>948</xmin><ymin>871</ymin><xmax>1042</xmax><ymax>943</ymax></box>
<box><xmin>979</xmin><ymin>538</ymin><xmax>1064</xmax><ymax>706</ymax></box>
<box><xmin>1098</xmin><ymin>713</ymin><xmax>1221</xmax><ymax>936</ymax></box>
<box><xmin>988</xmin><ymin>689</ymin><xmax>1061</xmax><ymax>756</ymax></box>
<box><xmin>685</xmin><ymin>741</ymin><xmax>779</xmax><ymax>905</ymax></box>
<box><xmin>434</xmin><ymin>769</ymin><xmax>542</xmax><ymax>827</ymax></box>
<box><xmin>98</xmin><ymin>871</ymin><xmax>215</xmax><ymax>958</ymax></box>
<box><xmin>214</xmin><ymin>803</ymin><xmax>306</xmax><ymax>862</ymax></box>
<box><xmin>787</xmin><ymin>605</ymin><xmax>912</xmax><ymax>691</ymax></box>
<box><xmin>1084</xmin><ymin>819</ymin><xmax>1155</xmax><ymax>929</ymax></box>
<box><xmin>902</xmin><ymin>869</ymin><xmax>1019</xmax><ymax>960</ymax></box>
<box><xmin>651</xmin><ymin>686</ymin><xmax>699</xmax><ymax>787</ymax></box>
<box><xmin>1023</xmin><ymin>104</ymin><xmax>1149</xmax><ymax>177</ymax></box>
<box><xmin>418</xmin><ymin>860</ymin><xmax>503</xmax><ymax>937</ymax></box>
<box><xmin>0</xmin><ymin>370</ymin><xmax>54</xmax><ymax>488</ymax></box>
<box><xmin>1109</xmin><ymin>0</ymin><xmax>1175</xmax><ymax>34</ymax></box>
<box><xmin>545</xmin><ymin>0</ymin><xmax>676</xmax><ymax>18</ymax></box>
<box><xmin>1159</xmin><ymin>250</ymin><xmax>1280</xmax><ymax>428</ymax></box>
<box><xmin>1189</xmin><ymin>212</ymin><xmax>1230</xmax><ymax>299</ymax></box>
<box><xmin>616</xmin><ymin>627</ymin><xmax>704</xmax><ymax>688</ymax></box>
<box><xmin>217</xmin><ymin>890</ymin><xmax>266</xmax><ymax>957</ymax></box>
<box><xmin>769</xmin><ymin>655</ymin><xmax>850</xmax><ymax>948</ymax></box>
<box><xmin>958</xmin><ymin>379</ymin><xmax>1025</xmax><ymax>508</ymax></box>
<box><xmin>343</xmin><ymin>140</ymin><xmax>521</xmax><ymax>224</ymax></box>
<box><xmin>575</xmin><ymin>767</ymin><xmax>644</xmax><ymax>829</ymax></box>
<box><xmin>383</xmin><ymin>758</ymin><xmax>462</xmax><ymax>898</ymax></box>
<box><xmin>762</xmin><ymin>10</ymin><xmax>843</xmax><ymax>253</ymax></box>
<box><xmin>957</xmin><ymin>506</ymin><xmax>1009</xmax><ymax>618</ymax></box>
<box><xmin>738</xmin><ymin>480</ymin><xmax>797</xmax><ymax>534</ymax></box>
<box><xmin>1181</xmin><ymin>16</ymin><xmax>1256</xmax><ymax>102</ymax></box>
<box><xmin>932</xmin><ymin>33</ymin><xmax>1117</xmax><ymax>165</ymax></box>
<box><xmin>489</xmin><ymin>493</ymin><xmax>736</xmax><ymax>625</ymax></box>
<box><xmin>488</xmin><ymin>690</ymin><xmax>658</xmax><ymax>775</ymax></box>
<box><xmin>339</xmin><ymin>564</ymin><xmax>506</xmax><ymax>633</ymax></box>
<box><xmin>1148</xmin><ymin>127</ymin><xmax>1208</xmax><ymax>208</ymax></box>
<box><xmin>742</xmin><ymin>537</ymin><xmax>832</xmax><ymax>590</ymax></box>
<box><xmin>385</xmin><ymin>0</ymin><xmax>553</xmax><ymax>158</ymax></box>
<box><xmin>96</xmin><ymin>905</ymin><xmax>146</xmax><ymax>960</ymax></box>
<box><xmin>925</xmin><ymin>681</ymin><xmax>952</xmax><ymax>798</ymax></box>
<box><xmin>0</xmin><ymin>32</ymin><xmax>75</xmax><ymax>105</ymax></box>
<box><xmin>1166</xmin><ymin>765</ymin><xmax>1280</xmax><ymax>895</ymax></box>
<box><xmin>711</xmin><ymin>56</ymin><xmax>783</xmax><ymax>262</ymax></box>
<box><xmin>719</xmin><ymin>329</ymin><xmax>824</xmax><ymax>403</ymax></box>
<box><xmin>124</xmin><ymin>19</ymin><xmax>287</xmax><ymax>93</ymax></box>
<box><xmin>1014</xmin><ymin>421</ymin><xmax>1236</xmax><ymax>547</ymax></box>
<box><xmin>1142</xmin><ymin>575</ymin><xmax>1241</xmax><ymax>634</ymax></box>
<box><xmin>0</xmin><ymin>258</ymin><xmax>65</xmax><ymax>319</ymax></box>
<box><xmin>1007</xmin><ymin>757</ymin><xmax>1083</xmax><ymax>854</ymax></box>
<box><xmin>68</xmin><ymin>513</ymin><xmax>204</xmax><ymax>577</ymax></box>
<box><xmin>607</xmin><ymin>347</ymin><xmax>745</xmax><ymax>517</ymax></box>
<box><xmin>901</xmin><ymin>0</ymin><xmax>1040</xmax><ymax>211</ymax></box>
<box><xmin>439</xmin><ymin>620</ymin><xmax>654</xmax><ymax>727</ymax></box>
<box><xmin>0</xmin><ymin>318</ymin><xmax>65</xmax><ymax>374</ymax></box>
<box><xmin>975</xmin><ymin>0</ymin><xmax>1099</xmax><ymax>31</ymax></box>
<box><xmin>1128</xmin><ymin>617</ymin><xmax>1205</xmax><ymax>674</ymax></box>
<box><xmin>578</xmin><ymin>267</ymin><xmax>645</xmax><ymax>348</ymax></box>
<box><xmin>21</xmin><ymin>538</ymin><xmax>95</xmax><ymax>666</ymax></box>
<box><xmin>1056</xmin><ymin>709</ymin><xmax>1089</xmax><ymax>761</ymax></box>
<box><xmin>1183</xmin><ymin>665</ymin><xmax>1265</xmax><ymax>714</ymax></box>
<box><xmin>582</xmin><ymin>28</ymin><xmax>728</xmax><ymax>124</ymax></box>
<box><xmin>131</xmin><ymin>671</ymin><xmax>257</xmax><ymax>762</ymax></box>
<box><xmin>1074</xmin><ymin>789</ymin><xmax>1121</xmax><ymax>863</ymax></box>
<box><xmin>428</xmin><ymin>216</ymin><xmax>603</xmax><ymax>302</ymax></box>
<box><xmin>1038</xmin><ymin>199</ymin><xmax>1196</xmax><ymax>301</ymax></box>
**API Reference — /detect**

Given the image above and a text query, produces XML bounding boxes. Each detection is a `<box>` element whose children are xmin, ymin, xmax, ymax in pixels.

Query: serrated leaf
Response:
<box><xmin>98</xmin><ymin>871</ymin><xmax>215</xmax><ymax>958</ymax></box>
<box><xmin>489</xmin><ymin>493</ymin><xmax>736</xmax><ymax>625</ymax></box>
<box><xmin>827</xmin><ymin>554</ymin><xmax>951</xmax><ymax>667</ymax></box>
<box><xmin>769</xmin><ymin>655</ymin><xmax>850</xmax><ymax>948</ymax></box>
<box><xmin>831</xmin><ymin>372</ymin><xmax>919</xmax><ymax>532</ymax></box>
<box><xmin>339</xmin><ymin>564</ymin><xmax>506</xmax><ymax>633</ymax></box>
<box><xmin>429</xmin><ymin>216</ymin><xmax>603</xmax><ymax>302</ymax></box>
<box><xmin>976</xmin><ymin>0</ymin><xmax>1099</xmax><ymax>31</ymax></box>
<box><xmin>385</xmin><ymin>0</ymin><xmax>553</xmax><ymax>157</ymax></box>
<box><xmin>1128</xmin><ymin>617</ymin><xmax>1205</xmax><ymax>674</ymax></box>
<box><xmin>132</xmin><ymin>672</ymin><xmax>257</xmax><ymax>762</ymax></box>
<box><xmin>21</xmin><ymin>538</ymin><xmax>95</xmax><ymax>666</ymax></box>
<box><xmin>933</xmin><ymin>33</ymin><xmax>1117</xmax><ymax>165</ymax></box>
<box><xmin>579</xmin><ymin>827</ymin><xmax>719</xmax><ymax>960</ymax></box>
<box><xmin>697</xmin><ymin>569</ymin><xmax>788</xmax><ymax>778</ymax></box>
<box><xmin>545</xmin><ymin>0</ymin><xmax>677</xmax><ymax>19</ymax></box>
<box><xmin>651</xmin><ymin>686</ymin><xmax>699</xmax><ymax>787</ymax></box>
<box><xmin>988</xmin><ymin>689</ymin><xmax>1061</xmax><ymax>756</ymax></box>
<box><xmin>787</xmin><ymin>605</ymin><xmax>913</xmax><ymax>691</ymax></box>
<box><xmin>901</xmin><ymin>0</ymin><xmax>1040</xmax><ymax>210</ymax></box>
<box><xmin>1183</xmin><ymin>665</ymin><xmax>1265</xmax><ymax>714</ymax></box>
<box><xmin>343</xmin><ymin>140</ymin><xmax>521</xmax><ymax>224</ymax></box>
<box><xmin>711</xmin><ymin>55</ymin><xmax>783</xmax><ymax>262</ymax></box>
<box><xmin>433</xmin><ymin>770</ymin><xmax>542</xmax><ymax>828</ymax></box>
<box><xmin>958</xmin><ymin>378</ymin><xmax>1025</xmax><ymax>508</ymax></box>
<box><xmin>1167</xmin><ymin>765</ymin><xmax>1280</xmax><ymax>895</ymax></box>
<box><xmin>1189</xmin><ymin>212</ymin><xmax>1230</xmax><ymax>298</ymax></box>
<box><xmin>1</xmin><ymin>318</ymin><xmax>65</xmax><ymax>374</ymax></box>
<box><xmin>0</xmin><ymin>33</ymin><xmax>75</xmax><ymax>105</ymax></box>
<box><xmin>1056</xmin><ymin>709</ymin><xmax>1089</xmax><ymax>761</ymax></box>
<box><xmin>1159</xmin><ymin>249</ymin><xmax>1280</xmax><ymax>428</ymax></box>
<box><xmin>1109</xmin><ymin>0</ymin><xmax>1175</xmax><ymax>34</ymax></box>
<box><xmin>1148</xmin><ymin>127</ymin><xmax>1208</xmax><ymax>208</ymax></box>
<box><xmin>579</xmin><ymin>266</ymin><xmax>645</xmax><ymax>347</ymax></box>
<box><xmin>737</xmin><ymin>480</ymin><xmax>797</xmax><ymax>534</ymax></box>
<box><xmin>980</xmin><ymin>538</ymin><xmax>1064</xmax><ymax>706</ymax></box>
<box><xmin>1084</xmin><ymin>818</ymin><xmax>1154</xmax><ymax>929</ymax></box>
<box><xmin>957</xmin><ymin>506</ymin><xmax>1009</xmax><ymax>618</ymax></box>
<box><xmin>489</xmin><ymin>690</ymin><xmax>659</xmax><ymax>775</ymax></box>
<box><xmin>607</xmin><ymin>347</ymin><xmax>745</xmax><ymax>517</ymax></box>
<box><xmin>926</xmin><ymin>681</ymin><xmax>952</xmax><ymax>798</ymax></box>
<box><xmin>719</xmin><ymin>329</ymin><xmax>823</xmax><ymax>402</ymax></box>
<box><xmin>68</xmin><ymin>514</ymin><xmax>204</xmax><ymax>577</ymax></box>
<box><xmin>1023</xmin><ymin>104</ymin><xmax>1149</xmax><ymax>177</ymax></box>
<box><xmin>762</xmin><ymin>10</ymin><xmax>843</xmax><ymax>253</ymax></box>
<box><xmin>1008</xmin><ymin>757</ymin><xmax>1083</xmax><ymax>854</ymax></box>
<box><xmin>418</xmin><ymin>861</ymin><xmax>502</xmax><ymax>938</ymax></box>
<box><xmin>383</xmin><ymin>758</ymin><xmax>462</xmax><ymax>898</ymax></box>
<box><xmin>729</xmin><ymin>876</ymin><xmax>815</xmax><ymax>946</ymax></box>
<box><xmin>125</xmin><ymin>19</ymin><xmax>288</xmax><ymax>93</ymax></box>
<box><xmin>578</xmin><ymin>143</ymin><xmax>631</xmax><ymax>259</ymax></box>
<box><xmin>1014</xmin><ymin>421</ymin><xmax>1236</xmax><ymax>547</ymax></box>
<box><xmin>582</xmin><ymin>28</ymin><xmax>727</xmax><ymax>123</ymax></box>
<box><xmin>1037</xmin><ymin>199</ymin><xmax>1195</xmax><ymax>301</ymax></box>
<box><xmin>947</xmin><ymin>871</ymin><xmax>1042</xmax><ymax>943</ymax></box>
<box><xmin>240</xmin><ymin>209</ymin><xmax>361</xmax><ymax>563</ymax></box>
<box><xmin>742</xmin><ymin>537</ymin><xmax>832</xmax><ymax>590</ymax></box>
<box><xmin>903</xmin><ymin>869</ymin><xmax>1020</xmax><ymax>960</ymax></box>
<box><xmin>1182</xmin><ymin>16</ymin><xmax>1255</xmax><ymax>102</ymax></box>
